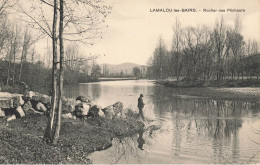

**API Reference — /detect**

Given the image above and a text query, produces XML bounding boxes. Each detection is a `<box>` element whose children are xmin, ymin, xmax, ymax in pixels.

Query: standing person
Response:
<box><xmin>138</xmin><ymin>94</ymin><xmax>145</xmax><ymax>120</ymax></box>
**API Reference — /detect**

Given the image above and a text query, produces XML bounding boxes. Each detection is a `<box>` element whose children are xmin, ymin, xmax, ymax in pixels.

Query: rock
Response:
<box><xmin>115</xmin><ymin>112</ymin><xmax>121</xmax><ymax>118</ymax></box>
<box><xmin>36</xmin><ymin>102</ymin><xmax>47</xmax><ymax>112</ymax></box>
<box><xmin>32</xmin><ymin>94</ymin><xmax>51</xmax><ymax>104</ymax></box>
<box><xmin>32</xmin><ymin>95</ymin><xmax>40</xmax><ymax>102</ymax></box>
<box><xmin>15</xmin><ymin>106</ymin><xmax>25</xmax><ymax>118</ymax></box>
<box><xmin>75</xmin><ymin>100</ymin><xmax>81</xmax><ymax>105</ymax></box>
<box><xmin>66</xmin><ymin>98</ymin><xmax>76</xmax><ymax>105</ymax></box>
<box><xmin>62</xmin><ymin>98</ymin><xmax>76</xmax><ymax>113</ymax></box>
<box><xmin>102</xmin><ymin>105</ymin><xmax>115</xmax><ymax>118</ymax></box>
<box><xmin>87</xmin><ymin>102</ymin><xmax>96</xmax><ymax>107</ymax></box>
<box><xmin>88</xmin><ymin>105</ymin><xmax>102</xmax><ymax>117</ymax></box>
<box><xmin>12</xmin><ymin>94</ymin><xmax>24</xmax><ymax>107</ymax></box>
<box><xmin>113</xmin><ymin>101</ymin><xmax>123</xmax><ymax>115</ymax></box>
<box><xmin>74</xmin><ymin>103</ymin><xmax>90</xmax><ymax>117</ymax></box>
<box><xmin>0</xmin><ymin>92</ymin><xmax>12</xmax><ymax>98</ymax></box>
<box><xmin>24</xmin><ymin>91</ymin><xmax>35</xmax><ymax>99</ymax></box>
<box><xmin>98</xmin><ymin>109</ymin><xmax>105</xmax><ymax>117</ymax></box>
<box><xmin>28</xmin><ymin>108</ymin><xmax>43</xmax><ymax>114</ymax></box>
<box><xmin>121</xmin><ymin>112</ymin><xmax>126</xmax><ymax>119</ymax></box>
<box><xmin>76</xmin><ymin>96</ymin><xmax>92</xmax><ymax>103</ymax></box>
<box><xmin>62</xmin><ymin>113</ymin><xmax>76</xmax><ymax>119</ymax></box>
<box><xmin>7</xmin><ymin>114</ymin><xmax>16</xmax><ymax>121</ymax></box>
<box><xmin>23</xmin><ymin>102</ymin><xmax>41</xmax><ymax>115</ymax></box>
<box><xmin>124</xmin><ymin>108</ymin><xmax>137</xmax><ymax>118</ymax></box>
<box><xmin>39</xmin><ymin>94</ymin><xmax>51</xmax><ymax>104</ymax></box>
<box><xmin>67</xmin><ymin>104</ymin><xmax>75</xmax><ymax>113</ymax></box>
<box><xmin>22</xmin><ymin>101</ymin><xmax>32</xmax><ymax>114</ymax></box>
<box><xmin>0</xmin><ymin>108</ymin><xmax>5</xmax><ymax>117</ymax></box>
<box><xmin>61</xmin><ymin>96</ymin><xmax>67</xmax><ymax>102</ymax></box>
<box><xmin>0</xmin><ymin>98</ymin><xmax>13</xmax><ymax>108</ymax></box>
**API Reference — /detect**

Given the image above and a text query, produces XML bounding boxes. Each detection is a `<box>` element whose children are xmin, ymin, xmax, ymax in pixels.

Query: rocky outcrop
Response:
<box><xmin>0</xmin><ymin>92</ymin><xmax>133</xmax><ymax>121</ymax></box>
<box><xmin>76</xmin><ymin>96</ymin><xmax>93</xmax><ymax>103</ymax></box>
<box><xmin>0</xmin><ymin>108</ymin><xmax>5</xmax><ymax>117</ymax></box>
<box><xmin>36</xmin><ymin>102</ymin><xmax>47</xmax><ymax>112</ymax></box>
<box><xmin>74</xmin><ymin>102</ymin><xmax>90</xmax><ymax>117</ymax></box>
<box><xmin>16</xmin><ymin>106</ymin><xmax>25</xmax><ymax>118</ymax></box>
<box><xmin>22</xmin><ymin>101</ymin><xmax>32</xmax><ymax>114</ymax></box>
<box><xmin>0</xmin><ymin>91</ymin><xmax>50</xmax><ymax>121</ymax></box>
<box><xmin>102</xmin><ymin>105</ymin><xmax>115</xmax><ymax>119</ymax></box>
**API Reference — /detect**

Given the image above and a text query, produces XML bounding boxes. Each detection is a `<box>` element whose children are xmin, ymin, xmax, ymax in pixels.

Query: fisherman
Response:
<box><xmin>137</xmin><ymin>94</ymin><xmax>145</xmax><ymax>120</ymax></box>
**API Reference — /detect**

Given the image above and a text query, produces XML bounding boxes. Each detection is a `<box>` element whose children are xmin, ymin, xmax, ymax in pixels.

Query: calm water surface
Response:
<box><xmin>63</xmin><ymin>80</ymin><xmax>260</xmax><ymax>164</ymax></box>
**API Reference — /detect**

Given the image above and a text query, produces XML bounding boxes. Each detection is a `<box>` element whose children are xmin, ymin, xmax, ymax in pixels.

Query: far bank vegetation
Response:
<box><xmin>147</xmin><ymin>16</ymin><xmax>259</xmax><ymax>87</ymax></box>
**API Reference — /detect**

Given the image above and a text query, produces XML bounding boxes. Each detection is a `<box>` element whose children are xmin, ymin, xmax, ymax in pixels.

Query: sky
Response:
<box><xmin>34</xmin><ymin>0</ymin><xmax>260</xmax><ymax>65</ymax></box>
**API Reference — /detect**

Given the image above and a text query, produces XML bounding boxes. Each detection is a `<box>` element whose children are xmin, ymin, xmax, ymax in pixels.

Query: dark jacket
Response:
<box><xmin>138</xmin><ymin>97</ymin><xmax>145</xmax><ymax>108</ymax></box>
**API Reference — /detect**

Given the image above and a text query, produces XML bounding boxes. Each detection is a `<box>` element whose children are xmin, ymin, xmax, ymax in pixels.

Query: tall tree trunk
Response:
<box><xmin>19</xmin><ymin>29</ymin><xmax>28</xmax><ymax>81</ymax></box>
<box><xmin>12</xmin><ymin>43</ymin><xmax>16</xmax><ymax>87</ymax></box>
<box><xmin>53</xmin><ymin>0</ymin><xmax>64</xmax><ymax>145</ymax></box>
<box><xmin>7</xmin><ymin>44</ymin><xmax>12</xmax><ymax>86</ymax></box>
<box><xmin>44</xmin><ymin>0</ymin><xmax>58</xmax><ymax>144</ymax></box>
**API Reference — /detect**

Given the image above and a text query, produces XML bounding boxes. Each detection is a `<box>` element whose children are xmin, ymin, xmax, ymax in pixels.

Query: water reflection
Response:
<box><xmin>137</xmin><ymin>131</ymin><xmax>145</xmax><ymax>150</ymax></box>
<box><xmin>64</xmin><ymin>80</ymin><xmax>260</xmax><ymax>164</ymax></box>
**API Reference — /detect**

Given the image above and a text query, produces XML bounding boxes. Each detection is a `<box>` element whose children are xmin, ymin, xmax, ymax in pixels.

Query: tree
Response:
<box><xmin>91</xmin><ymin>64</ymin><xmax>101</xmax><ymax>79</ymax></box>
<box><xmin>17</xmin><ymin>0</ymin><xmax>111</xmax><ymax>144</ymax></box>
<box><xmin>212</xmin><ymin>17</ymin><xmax>230</xmax><ymax>81</ymax></box>
<box><xmin>0</xmin><ymin>0</ymin><xmax>15</xmax><ymax>17</ymax></box>
<box><xmin>133</xmin><ymin>67</ymin><xmax>141</xmax><ymax>79</ymax></box>
<box><xmin>152</xmin><ymin>37</ymin><xmax>169</xmax><ymax>80</ymax></box>
<box><xmin>19</xmin><ymin>27</ymin><xmax>34</xmax><ymax>81</ymax></box>
<box><xmin>171</xmin><ymin>17</ymin><xmax>183</xmax><ymax>81</ymax></box>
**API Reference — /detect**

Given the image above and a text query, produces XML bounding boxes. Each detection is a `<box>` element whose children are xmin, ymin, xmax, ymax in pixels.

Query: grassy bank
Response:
<box><xmin>0</xmin><ymin>114</ymin><xmax>144</xmax><ymax>164</ymax></box>
<box><xmin>155</xmin><ymin>80</ymin><xmax>260</xmax><ymax>101</ymax></box>
<box><xmin>156</xmin><ymin>79</ymin><xmax>260</xmax><ymax>88</ymax></box>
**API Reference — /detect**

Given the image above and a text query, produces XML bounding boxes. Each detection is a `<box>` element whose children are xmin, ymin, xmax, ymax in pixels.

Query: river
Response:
<box><xmin>63</xmin><ymin>80</ymin><xmax>260</xmax><ymax>164</ymax></box>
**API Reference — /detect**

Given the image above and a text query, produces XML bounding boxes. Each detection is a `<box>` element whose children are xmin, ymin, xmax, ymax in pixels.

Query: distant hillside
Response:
<box><xmin>100</xmin><ymin>63</ymin><xmax>146</xmax><ymax>76</ymax></box>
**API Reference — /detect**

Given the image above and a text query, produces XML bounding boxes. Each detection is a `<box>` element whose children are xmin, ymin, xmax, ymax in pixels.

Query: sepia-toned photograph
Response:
<box><xmin>0</xmin><ymin>0</ymin><xmax>260</xmax><ymax>164</ymax></box>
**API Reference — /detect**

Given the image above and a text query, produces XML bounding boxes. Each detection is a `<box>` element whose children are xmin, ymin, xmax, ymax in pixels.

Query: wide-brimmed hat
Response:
<box><xmin>140</xmin><ymin>94</ymin><xmax>144</xmax><ymax>97</ymax></box>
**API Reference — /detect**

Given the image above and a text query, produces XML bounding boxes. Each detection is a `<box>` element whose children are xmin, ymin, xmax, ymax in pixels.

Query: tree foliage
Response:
<box><xmin>148</xmin><ymin>16</ymin><xmax>259</xmax><ymax>82</ymax></box>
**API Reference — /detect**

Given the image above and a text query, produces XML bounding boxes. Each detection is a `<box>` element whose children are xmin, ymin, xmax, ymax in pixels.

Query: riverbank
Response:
<box><xmin>98</xmin><ymin>77</ymin><xmax>137</xmax><ymax>81</ymax></box>
<box><xmin>156</xmin><ymin>80</ymin><xmax>260</xmax><ymax>101</ymax></box>
<box><xmin>0</xmin><ymin>114</ymin><xmax>144</xmax><ymax>163</ymax></box>
<box><xmin>156</xmin><ymin>79</ymin><xmax>260</xmax><ymax>88</ymax></box>
<box><xmin>0</xmin><ymin>91</ymin><xmax>145</xmax><ymax>163</ymax></box>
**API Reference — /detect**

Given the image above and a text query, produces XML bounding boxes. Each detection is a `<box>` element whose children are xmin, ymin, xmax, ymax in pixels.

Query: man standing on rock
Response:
<box><xmin>138</xmin><ymin>94</ymin><xmax>145</xmax><ymax>121</ymax></box>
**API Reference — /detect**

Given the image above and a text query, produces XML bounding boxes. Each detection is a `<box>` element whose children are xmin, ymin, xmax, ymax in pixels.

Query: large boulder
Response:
<box><xmin>124</xmin><ymin>108</ymin><xmax>138</xmax><ymax>118</ymax></box>
<box><xmin>24</xmin><ymin>91</ymin><xmax>35</xmax><ymax>100</ymax></box>
<box><xmin>102</xmin><ymin>105</ymin><xmax>115</xmax><ymax>119</ymax></box>
<box><xmin>39</xmin><ymin>94</ymin><xmax>51</xmax><ymax>104</ymax></box>
<box><xmin>22</xmin><ymin>101</ymin><xmax>32</xmax><ymax>114</ymax></box>
<box><xmin>32</xmin><ymin>94</ymin><xmax>51</xmax><ymax>104</ymax></box>
<box><xmin>88</xmin><ymin>105</ymin><xmax>102</xmax><ymax>117</ymax></box>
<box><xmin>36</xmin><ymin>102</ymin><xmax>47</xmax><ymax>112</ymax></box>
<box><xmin>74</xmin><ymin>102</ymin><xmax>90</xmax><ymax>117</ymax></box>
<box><xmin>62</xmin><ymin>98</ymin><xmax>76</xmax><ymax>113</ymax></box>
<box><xmin>7</xmin><ymin>114</ymin><xmax>16</xmax><ymax>121</ymax></box>
<box><xmin>0</xmin><ymin>98</ymin><xmax>13</xmax><ymax>109</ymax></box>
<box><xmin>113</xmin><ymin>101</ymin><xmax>123</xmax><ymax>115</ymax></box>
<box><xmin>0</xmin><ymin>108</ymin><xmax>5</xmax><ymax>117</ymax></box>
<box><xmin>98</xmin><ymin>109</ymin><xmax>105</xmax><ymax>117</ymax></box>
<box><xmin>28</xmin><ymin>108</ymin><xmax>42</xmax><ymax>114</ymax></box>
<box><xmin>15</xmin><ymin>106</ymin><xmax>25</xmax><ymax>118</ymax></box>
<box><xmin>76</xmin><ymin>96</ymin><xmax>93</xmax><ymax>103</ymax></box>
<box><xmin>87</xmin><ymin>102</ymin><xmax>96</xmax><ymax>108</ymax></box>
<box><xmin>12</xmin><ymin>94</ymin><xmax>24</xmax><ymax>107</ymax></box>
<box><xmin>0</xmin><ymin>92</ymin><xmax>13</xmax><ymax>108</ymax></box>
<box><xmin>62</xmin><ymin>113</ymin><xmax>76</xmax><ymax>119</ymax></box>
